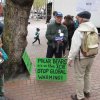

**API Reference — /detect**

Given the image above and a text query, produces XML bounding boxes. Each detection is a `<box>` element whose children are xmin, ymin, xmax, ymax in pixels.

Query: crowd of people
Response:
<box><xmin>29</xmin><ymin>9</ymin><xmax>99</xmax><ymax>100</ymax></box>
<box><xmin>46</xmin><ymin>11</ymin><xmax>78</xmax><ymax>58</ymax></box>
<box><xmin>45</xmin><ymin>11</ymin><xmax>99</xmax><ymax>100</ymax></box>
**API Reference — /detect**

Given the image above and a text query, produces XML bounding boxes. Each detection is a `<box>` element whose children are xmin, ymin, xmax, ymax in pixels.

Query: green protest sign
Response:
<box><xmin>22</xmin><ymin>51</ymin><xmax>33</xmax><ymax>75</ymax></box>
<box><xmin>36</xmin><ymin>58</ymin><xmax>67</xmax><ymax>81</ymax></box>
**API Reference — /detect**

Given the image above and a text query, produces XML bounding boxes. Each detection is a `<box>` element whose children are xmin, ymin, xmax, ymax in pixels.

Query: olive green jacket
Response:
<box><xmin>45</xmin><ymin>22</ymin><xmax>68</xmax><ymax>46</ymax></box>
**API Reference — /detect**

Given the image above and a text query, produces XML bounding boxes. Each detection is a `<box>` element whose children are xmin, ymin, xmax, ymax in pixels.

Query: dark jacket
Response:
<box><xmin>0</xmin><ymin>22</ymin><xmax>4</xmax><ymax>35</ymax></box>
<box><xmin>64</xmin><ymin>21</ymin><xmax>75</xmax><ymax>38</ymax></box>
<box><xmin>46</xmin><ymin>22</ymin><xmax>68</xmax><ymax>46</ymax></box>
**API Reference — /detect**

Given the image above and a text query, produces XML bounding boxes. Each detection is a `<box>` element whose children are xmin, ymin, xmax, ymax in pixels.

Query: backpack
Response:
<box><xmin>81</xmin><ymin>31</ymin><xmax>99</xmax><ymax>57</ymax></box>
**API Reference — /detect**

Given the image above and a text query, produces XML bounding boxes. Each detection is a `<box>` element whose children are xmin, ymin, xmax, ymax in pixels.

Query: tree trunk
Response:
<box><xmin>2</xmin><ymin>0</ymin><xmax>34</xmax><ymax>80</ymax></box>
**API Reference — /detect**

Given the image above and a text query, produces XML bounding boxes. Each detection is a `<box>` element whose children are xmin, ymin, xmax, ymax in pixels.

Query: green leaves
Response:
<box><xmin>33</xmin><ymin>0</ymin><xmax>46</xmax><ymax>10</ymax></box>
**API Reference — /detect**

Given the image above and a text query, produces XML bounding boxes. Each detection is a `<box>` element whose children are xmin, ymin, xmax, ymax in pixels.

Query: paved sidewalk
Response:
<box><xmin>4</xmin><ymin>19</ymin><xmax>100</xmax><ymax>100</ymax></box>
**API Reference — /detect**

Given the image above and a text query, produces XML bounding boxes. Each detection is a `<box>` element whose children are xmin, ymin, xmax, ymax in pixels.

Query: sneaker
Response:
<box><xmin>84</xmin><ymin>92</ymin><xmax>90</xmax><ymax>98</ymax></box>
<box><xmin>71</xmin><ymin>95</ymin><xmax>85</xmax><ymax>100</ymax></box>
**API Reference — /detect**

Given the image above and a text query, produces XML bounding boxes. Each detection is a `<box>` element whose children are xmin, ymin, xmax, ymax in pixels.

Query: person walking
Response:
<box><xmin>32</xmin><ymin>28</ymin><xmax>40</xmax><ymax>44</ymax></box>
<box><xmin>68</xmin><ymin>11</ymin><xmax>99</xmax><ymax>100</ymax></box>
<box><xmin>46</xmin><ymin>12</ymin><xmax>68</xmax><ymax>58</ymax></box>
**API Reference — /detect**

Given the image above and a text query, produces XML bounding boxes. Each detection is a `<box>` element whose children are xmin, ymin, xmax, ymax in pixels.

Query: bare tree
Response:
<box><xmin>2</xmin><ymin>0</ymin><xmax>34</xmax><ymax>80</ymax></box>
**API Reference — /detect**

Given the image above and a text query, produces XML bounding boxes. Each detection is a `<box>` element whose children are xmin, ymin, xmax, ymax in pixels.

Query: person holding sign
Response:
<box><xmin>46</xmin><ymin>12</ymin><xmax>68</xmax><ymax>58</ymax></box>
<box><xmin>68</xmin><ymin>11</ymin><xmax>98</xmax><ymax>100</ymax></box>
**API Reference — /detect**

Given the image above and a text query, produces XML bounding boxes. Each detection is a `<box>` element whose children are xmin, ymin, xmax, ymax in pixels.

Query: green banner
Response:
<box><xmin>22</xmin><ymin>51</ymin><xmax>33</xmax><ymax>75</ymax></box>
<box><xmin>36</xmin><ymin>58</ymin><xmax>67</xmax><ymax>81</ymax></box>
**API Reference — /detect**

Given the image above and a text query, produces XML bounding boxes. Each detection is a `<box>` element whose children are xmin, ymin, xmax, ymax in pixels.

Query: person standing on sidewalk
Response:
<box><xmin>0</xmin><ymin>38</ymin><xmax>8</xmax><ymax>99</ymax></box>
<box><xmin>63</xmin><ymin>15</ymin><xmax>75</xmax><ymax>52</ymax></box>
<box><xmin>46</xmin><ymin>12</ymin><xmax>68</xmax><ymax>58</ymax></box>
<box><xmin>68</xmin><ymin>11</ymin><xmax>98</xmax><ymax>100</ymax></box>
<box><xmin>32</xmin><ymin>28</ymin><xmax>40</xmax><ymax>45</ymax></box>
<box><xmin>49</xmin><ymin>11</ymin><xmax>57</xmax><ymax>24</ymax></box>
